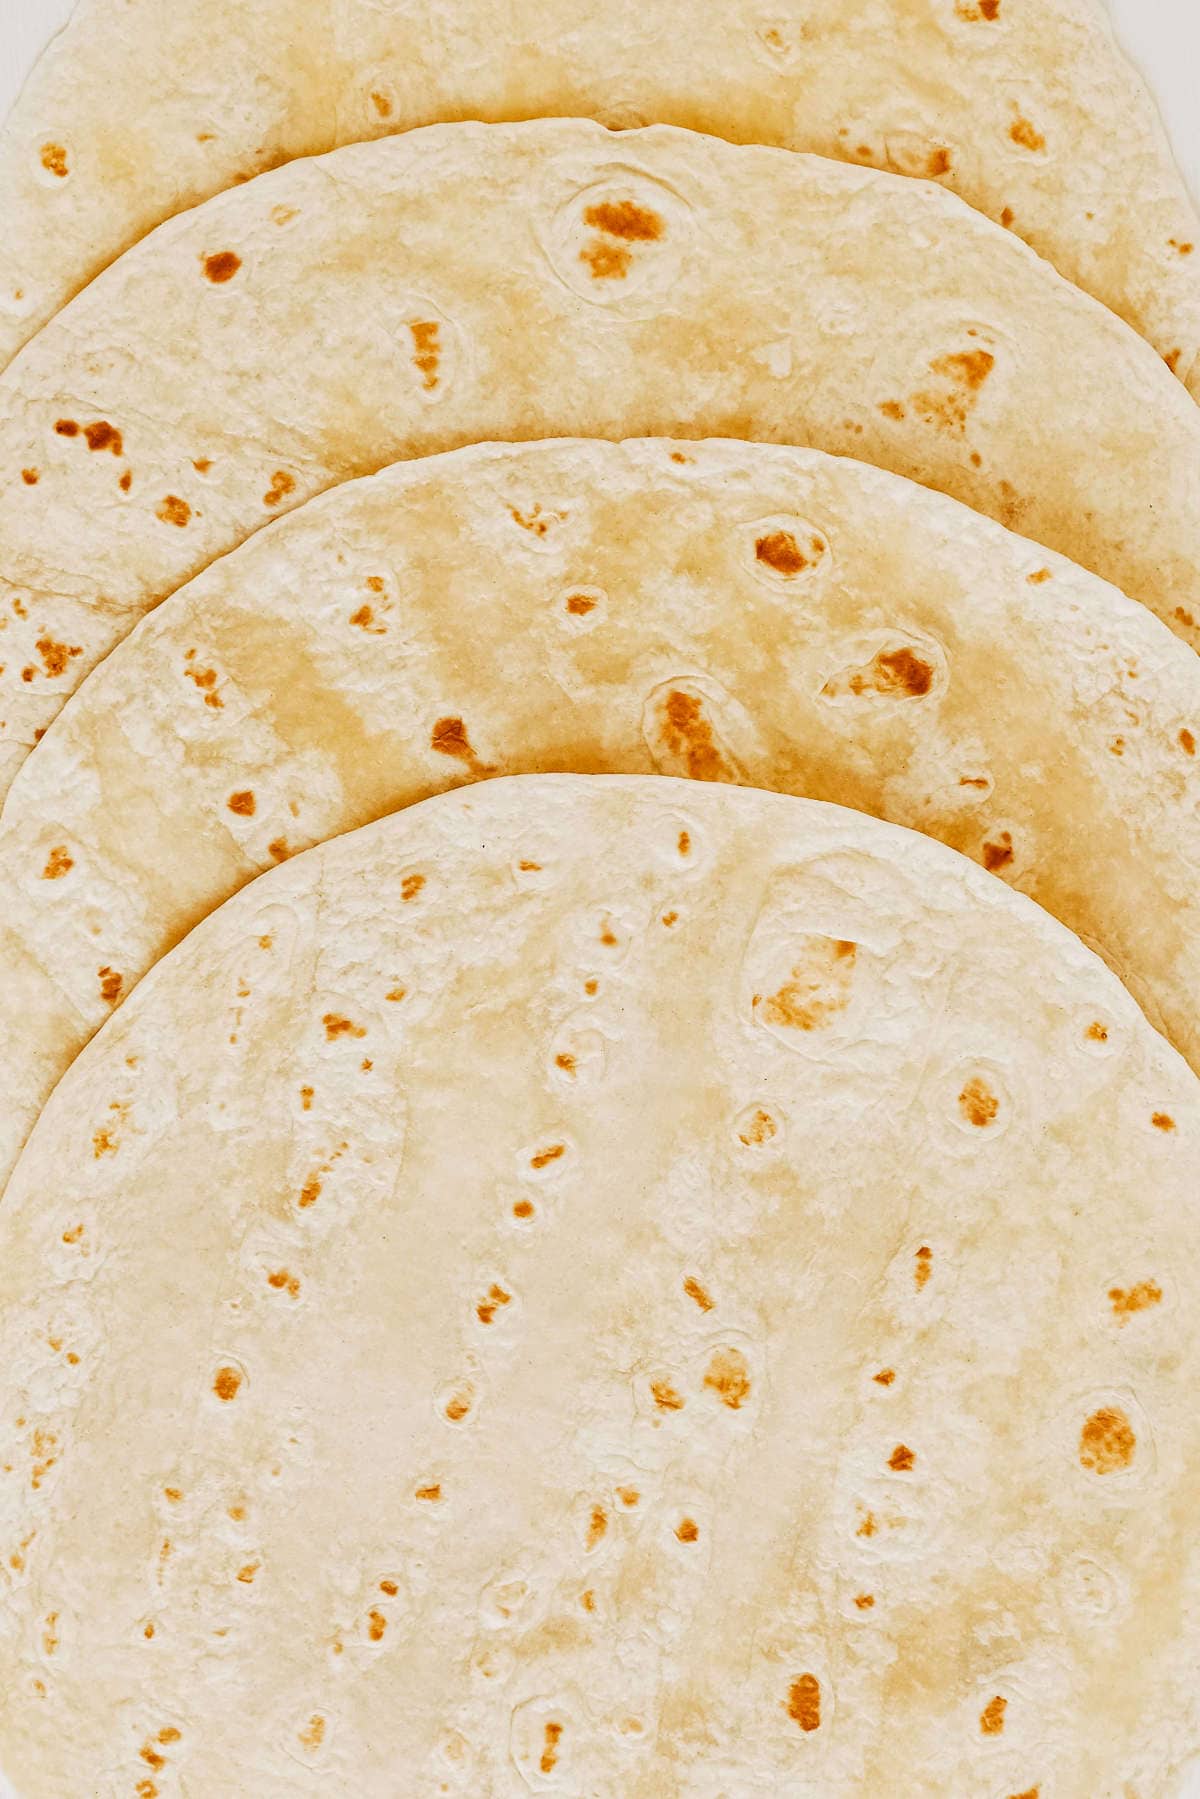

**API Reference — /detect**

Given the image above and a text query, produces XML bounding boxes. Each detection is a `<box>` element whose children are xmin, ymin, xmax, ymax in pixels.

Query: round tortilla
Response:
<box><xmin>4</xmin><ymin>437</ymin><xmax>1200</xmax><ymax>1197</ymax></box>
<box><xmin>0</xmin><ymin>0</ymin><xmax>1196</xmax><ymax>392</ymax></box>
<box><xmin>2</xmin><ymin>121</ymin><xmax>1199</xmax><ymax>811</ymax></box>
<box><xmin>1</xmin><ymin>776</ymin><xmax>1198</xmax><ymax>1796</ymax></box>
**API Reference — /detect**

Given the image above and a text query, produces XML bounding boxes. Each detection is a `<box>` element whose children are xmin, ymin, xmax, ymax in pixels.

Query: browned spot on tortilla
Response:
<box><xmin>1085</xmin><ymin>1021</ymin><xmax>1108</xmax><ymax>1043</ymax></box>
<box><xmin>119</xmin><ymin>470</ymin><xmax>133</xmax><ymax>492</ymax></box>
<box><xmin>737</xmin><ymin>1107</ymin><xmax>776</xmax><ymax>1146</ymax></box>
<box><xmin>409</xmin><ymin>319</ymin><xmax>440</xmax><ymax>390</ymax></box>
<box><xmin>530</xmin><ymin>1142</ymin><xmax>565</xmax><ymax>1170</ymax></box>
<box><xmin>227</xmin><ymin>789</ymin><xmax>256</xmax><ymax>816</ymax></box>
<box><xmin>61</xmin><ymin>1224</ymin><xmax>84</xmax><ymax>1244</ymax></box>
<box><xmin>1000</xmin><ymin>204</ymin><xmax>1014</xmax><ymax>227</ymax></box>
<box><xmin>755</xmin><ymin>529</ymin><xmax>816</xmax><ymax>575</ymax></box>
<box><xmin>323</xmin><ymin>1013</ymin><xmax>365</xmax><ymax>1041</ymax></box>
<box><xmin>915</xmin><ymin>1245</ymin><xmax>933</xmax><ymax>1288</ymax></box>
<box><xmin>980</xmin><ymin>1695</ymin><xmax>1007</xmax><ymax>1734</ymax></box>
<box><xmin>911</xmin><ymin>349</ymin><xmax>995</xmax><ymax>433</ymax></box>
<box><xmin>554</xmin><ymin>1052</ymin><xmax>576</xmax><ymax>1075</ymax></box>
<box><xmin>54</xmin><ymin>419</ymin><xmax>79</xmax><ymax>437</ymax></box>
<box><xmin>849</xmin><ymin>647</ymin><xmax>934</xmax><ymax>698</ymax></box>
<box><xmin>366</xmin><ymin>1608</ymin><xmax>387</xmax><ymax>1642</ymax></box>
<box><xmin>157</xmin><ymin>495</ymin><xmax>191</xmax><ymax>528</ymax></box>
<box><xmin>785</xmin><ymin>1674</ymin><xmax>821</xmax><ymax>1732</ymax></box>
<box><xmin>926</xmin><ymin>147</ymin><xmax>952</xmax><ymax>177</ymax></box>
<box><xmin>83</xmin><ymin>420</ymin><xmax>122</xmax><ymax>454</ymax></box>
<box><xmin>1169</xmin><ymin>238</ymin><xmax>1195</xmax><ymax>255</ymax></box>
<box><xmin>650</xmin><ymin>1378</ymin><xmax>685</xmax><ymax>1412</ymax></box>
<box><xmin>193</xmin><ymin>457</ymin><xmax>212</xmax><ymax>473</ymax></box>
<box><xmin>1079</xmin><ymin>1406</ymin><xmax>1135</xmax><ymax>1473</ymax></box>
<box><xmin>1108</xmin><ymin>1279</ymin><xmax>1162</xmax><ymax>1323</ymax></box>
<box><xmin>1027</xmin><ymin>567</ymin><xmax>1052</xmax><ymax>584</ymax></box>
<box><xmin>584</xmin><ymin>200</ymin><xmax>663</xmax><ymax>241</ymax></box>
<box><xmin>873</xmin><ymin>1368</ymin><xmax>896</xmax><ymax>1386</ymax></box>
<box><xmin>566</xmin><ymin>592</ymin><xmax>597</xmax><ymax>615</ymax></box>
<box><xmin>580</xmin><ymin>238</ymin><xmax>632</xmax><ymax>280</ymax></box>
<box><xmin>1007</xmin><ymin>1788</ymin><xmax>1039</xmax><ymax>1799</ymax></box>
<box><xmin>1151</xmin><ymin>1111</ymin><xmax>1176</xmax><ymax>1132</ymax></box>
<box><xmin>1010</xmin><ymin>118</ymin><xmax>1045</xmax><ymax>152</ymax></box>
<box><xmin>1165</xmin><ymin>349</ymin><xmax>1182</xmax><ymax>374</ymax></box>
<box><xmin>586</xmin><ymin>1505</ymin><xmax>607</xmax><ymax>1549</ymax></box>
<box><xmin>703</xmin><ymin>1346</ymin><xmax>751</xmax><ymax>1409</ymax></box>
<box><xmin>20</xmin><ymin>467</ymin><xmax>38</xmax><ymax>484</ymax></box>
<box><xmin>855</xmin><ymin>1593</ymin><xmax>875</xmax><ymax>1610</ymax></box>
<box><xmin>982</xmin><ymin>832</ymin><xmax>1013</xmax><ymax>872</ymax></box>
<box><xmin>98</xmin><ymin>966</ymin><xmax>123</xmax><ymax>1005</ymax></box>
<box><xmin>540</xmin><ymin>1722</ymin><xmax>563</xmax><ymax>1774</ymax></box>
<box><xmin>213</xmin><ymin>1367</ymin><xmax>242</xmax><ymax>1402</ymax></box>
<box><xmin>297</xmin><ymin>1715</ymin><xmax>325</xmax><ymax>1751</ymax></box>
<box><xmin>203</xmin><ymin>251</ymin><xmax>242</xmax><ymax>283</ymax></box>
<box><xmin>512</xmin><ymin>1199</ymin><xmax>535</xmax><ymax>1219</ymax></box>
<box><xmin>267</xmin><ymin>837</ymin><xmax>290</xmax><ymax>863</ymax></box>
<box><xmin>756</xmin><ymin>938</ymin><xmax>856</xmax><ymax>1033</ymax></box>
<box><xmin>653</xmin><ymin>688</ymin><xmax>735</xmax><ymax>782</ymax></box>
<box><xmin>1180</xmin><ymin>727</ymin><xmax>1195</xmax><ymax>755</ymax></box>
<box><xmin>262</xmin><ymin>470</ymin><xmax>294</xmax><ymax>508</ymax></box>
<box><xmin>443</xmin><ymin>1391</ymin><xmax>471</xmax><ymax>1421</ymax></box>
<box><xmin>683</xmin><ymin>1275</ymin><xmax>714</xmax><ymax>1312</ymax></box>
<box><xmin>476</xmin><ymin>1283</ymin><xmax>512</xmax><ymax>1325</ymax></box>
<box><xmin>40</xmin><ymin>143</ymin><xmax>69</xmax><ymax>177</ymax></box>
<box><xmin>888</xmin><ymin>1444</ymin><xmax>915</xmax><ymax>1472</ymax></box>
<box><xmin>430</xmin><ymin>715</ymin><xmax>493</xmax><ymax>774</ymax></box>
<box><xmin>371</xmin><ymin>90</ymin><xmax>392</xmax><ymax>117</ymax></box>
<box><xmin>36</xmin><ymin>637</ymin><xmax>82</xmax><ymax>678</ymax></box>
<box><xmin>580</xmin><ymin>1588</ymin><xmax>596</xmax><ymax>1611</ymax></box>
<box><xmin>401</xmin><ymin>873</ymin><xmax>425</xmax><ymax>902</ymax></box>
<box><xmin>959</xmin><ymin>1076</ymin><xmax>999</xmax><ymax>1127</ymax></box>
<box><xmin>349</xmin><ymin>603</ymin><xmax>383</xmax><ymax>632</ymax></box>
<box><xmin>298</xmin><ymin>1173</ymin><xmax>322</xmax><ymax>1208</ymax></box>
<box><xmin>267</xmin><ymin>1270</ymin><xmax>301</xmax><ymax>1297</ymax></box>
<box><xmin>42</xmin><ymin>846</ymin><xmax>73</xmax><ymax>880</ymax></box>
<box><xmin>878</xmin><ymin>400</ymin><xmax>906</xmax><ymax>421</ymax></box>
<box><xmin>675</xmin><ymin>1517</ymin><xmax>699</xmax><ymax>1543</ymax></box>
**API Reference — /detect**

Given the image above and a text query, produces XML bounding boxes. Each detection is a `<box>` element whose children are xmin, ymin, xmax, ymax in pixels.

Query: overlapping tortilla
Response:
<box><xmin>3</xmin><ymin>122</ymin><xmax>1200</xmax><ymax>810</ymax></box>
<box><xmin>0</xmin><ymin>0</ymin><xmax>1196</xmax><ymax>388</ymax></box>
<box><xmin>1</xmin><ymin>776</ymin><xmax>1197</xmax><ymax>1796</ymax></box>
<box><xmin>3</xmin><ymin>438</ymin><xmax>1199</xmax><ymax>1194</ymax></box>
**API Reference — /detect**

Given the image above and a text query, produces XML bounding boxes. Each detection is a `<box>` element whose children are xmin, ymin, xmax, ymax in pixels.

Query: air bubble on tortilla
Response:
<box><xmin>733</xmin><ymin>1102</ymin><xmax>783</xmax><ymax>1150</ymax></box>
<box><xmin>741</xmin><ymin>514</ymin><xmax>833</xmax><ymax>592</ymax></box>
<box><xmin>538</xmin><ymin>165</ymin><xmax>690</xmax><ymax>313</ymax></box>
<box><xmin>641</xmin><ymin>678</ymin><xmax>750</xmax><ymax>786</ymax></box>
<box><xmin>948</xmin><ymin>1063</ymin><xmax>1011</xmax><ymax>1137</ymax></box>
<box><xmin>519</xmin><ymin>1137</ymin><xmax>574</xmax><ymax>1182</ymax></box>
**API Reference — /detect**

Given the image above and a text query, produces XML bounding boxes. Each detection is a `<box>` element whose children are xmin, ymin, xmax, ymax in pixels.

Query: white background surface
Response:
<box><xmin>0</xmin><ymin>2</ymin><xmax>1196</xmax><ymax>1796</ymax></box>
<box><xmin>0</xmin><ymin>0</ymin><xmax>1197</xmax><ymax>204</ymax></box>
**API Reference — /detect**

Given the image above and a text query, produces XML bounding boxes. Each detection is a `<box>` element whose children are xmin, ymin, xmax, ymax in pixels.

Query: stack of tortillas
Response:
<box><xmin>0</xmin><ymin>3</ymin><xmax>1197</xmax><ymax>1794</ymax></box>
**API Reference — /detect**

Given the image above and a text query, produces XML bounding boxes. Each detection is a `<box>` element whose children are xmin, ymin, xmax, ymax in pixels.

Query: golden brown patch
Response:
<box><xmin>300</xmin><ymin>1084</ymin><xmax>314</xmax><ymax>1110</ymax></box>
<box><xmin>617</xmin><ymin>1486</ymin><xmax>640</xmax><ymax>1507</ymax></box>
<box><xmin>849</xmin><ymin>647</ymin><xmax>934</xmax><ymax>698</ymax></box>
<box><xmin>1079</xmin><ymin>1406</ymin><xmax>1135</xmax><ymax>1473</ymax></box>
<box><xmin>1169</xmin><ymin>238</ymin><xmax>1194</xmax><ymax>255</ymax></box>
<box><xmin>227</xmin><ymin>789</ymin><xmax>256</xmax><ymax>816</ymax></box>
<box><xmin>379</xmin><ymin>1579</ymin><xmax>398</xmax><ymax>1595</ymax></box>
<box><xmin>926</xmin><ymin>147</ymin><xmax>952</xmax><ymax>177</ymax></box>
<box><xmin>915</xmin><ymin>1245</ymin><xmax>933</xmax><ymax>1289</ymax></box>
<box><xmin>40</xmin><ymin>143</ymin><xmax>69</xmax><ymax>177</ymax></box>
<box><xmin>401</xmin><ymin>873</ymin><xmax>425</xmax><ymax>902</ymax></box>
<box><xmin>737</xmin><ymin>1107</ymin><xmax>776</xmax><ymax>1146</ymax></box>
<box><xmin>82</xmin><ymin>420</ymin><xmax>122</xmax><ymax>454</ymax></box>
<box><xmin>54</xmin><ymin>419</ymin><xmax>79</xmax><ymax>437</ymax></box>
<box><xmin>236</xmin><ymin>1562</ymin><xmax>259</xmax><ymax>1584</ymax></box>
<box><xmin>1027</xmin><ymin>567</ymin><xmax>1052</xmax><ymax>585</ymax></box>
<box><xmin>650</xmin><ymin>1378</ymin><xmax>685</xmax><ymax>1412</ymax></box>
<box><xmin>878</xmin><ymin>400</ymin><xmax>906</xmax><ymax>421</ymax></box>
<box><xmin>267</xmin><ymin>1269</ymin><xmax>301</xmax><ymax>1297</ymax></box>
<box><xmin>1010</xmin><ymin>118</ymin><xmax>1045</xmax><ymax>152</ymax></box>
<box><xmin>298</xmin><ymin>1172</ymin><xmax>321</xmax><ymax>1211</ymax></box>
<box><xmin>755</xmin><ymin>529</ymin><xmax>817</xmax><ymax>576</ymax></box>
<box><xmin>1180</xmin><ymin>727</ymin><xmax>1195</xmax><ymax>756</ymax></box>
<box><xmin>156</xmin><ymin>495</ymin><xmax>191</xmax><ymax>528</ymax></box>
<box><xmin>785</xmin><ymin>1674</ymin><xmax>821</xmax><ymax>1732</ymax></box>
<box><xmin>98</xmin><ymin>966</ymin><xmax>123</xmax><ymax>1005</ymax></box>
<box><xmin>586</xmin><ymin>1505</ymin><xmax>607</xmax><ymax>1549</ymax></box>
<box><xmin>513</xmin><ymin>1199</ymin><xmax>535</xmax><ymax>1220</ymax></box>
<box><xmin>1085</xmin><ymin>1022</ymin><xmax>1108</xmax><ymax>1043</ymax></box>
<box><xmin>579</xmin><ymin>237</ymin><xmax>632</xmax><ymax>280</ymax></box>
<box><xmin>36</xmin><ymin>637</ymin><xmax>82</xmax><ymax>678</ymax></box>
<box><xmin>584</xmin><ymin>200</ymin><xmax>663</xmax><ymax>241</ymax></box>
<box><xmin>213</xmin><ymin>1366</ymin><xmax>242</xmax><ymax>1402</ymax></box>
<box><xmin>565</xmin><ymin>591</ymin><xmax>597</xmax><ymax>616</ymax></box>
<box><xmin>444</xmin><ymin>1392</ymin><xmax>471</xmax><ymax>1422</ymax></box>
<box><xmin>323</xmin><ymin>1013</ymin><xmax>366</xmax><ymax>1041</ymax></box>
<box><xmin>21</xmin><ymin>467</ymin><xmax>38</xmax><ymax>484</ymax></box>
<box><xmin>703</xmin><ymin>1346</ymin><xmax>751</xmax><ymax>1410</ymax></box>
<box><xmin>367</xmin><ymin>1608</ymin><xmax>387</xmax><ymax>1641</ymax></box>
<box><xmin>675</xmin><ymin>1517</ymin><xmax>699</xmax><ymax>1543</ymax></box>
<box><xmin>430</xmin><ymin>715</ymin><xmax>492</xmax><ymax>773</ymax></box>
<box><xmin>1109</xmin><ymin>1279</ymin><xmax>1162</xmax><ymax>1323</ymax></box>
<box><xmin>263</xmin><ymin>470</ymin><xmax>294</xmax><ymax>508</ymax></box>
<box><xmin>756</xmin><ymin>937</ymin><xmax>857</xmax><ymax>1033</ymax></box>
<box><xmin>530</xmin><ymin>1142</ymin><xmax>565</xmax><ymax>1170</ymax></box>
<box><xmin>1166</xmin><ymin>349</ymin><xmax>1183</xmax><ymax>374</ymax></box>
<box><xmin>959</xmin><ymin>1076</ymin><xmax>999</xmax><ymax>1128</ymax></box>
<box><xmin>42</xmin><ymin>846</ymin><xmax>74</xmax><ymax>880</ymax></box>
<box><xmin>1152</xmin><ymin>1111</ymin><xmax>1176</xmax><ymax>1132</ymax></box>
<box><xmin>139</xmin><ymin>1745</ymin><xmax>165</xmax><ymax>1771</ymax></box>
<box><xmin>193</xmin><ymin>457</ymin><xmax>213</xmax><ymax>473</ymax></box>
<box><xmin>580</xmin><ymin>1588</ymin><xmax>596</xmax><ymax>1611</ymax></box>
<box><xmin>371</xmin><ymin>90</ymin><xmax>392</xmax><ymax>117</ymax></box>
<box><xmin>982</xmin><ymin>832</ymin><xmax>1014</xmax><ymax>872</ymax></box>
<box><xmin>61</xmin><ymin>1224</ymin><xmax>84</xmax><ymax>1244</ymax></box>
<box><xmin>683</xmin><ymin>1275</ymin><xmax>714</xmax><ymax>1312</ymax></box>
<box><xmin>476</xmin><ymin>1283</ymin><xmax>512</xmax><ymax>1326</ymax></box>
<box><xmin>1000</xmin><ymin>204</ymin><xmax>1015</xmax><ymax>227</ymax></box>
<box><xmin>163</xmin><ymin>1487</ymin><xmax>182</xmax><ymax>1503</ymax></box>
<box><xmin>873</xmin><ymin>1368</ymin><xmax>896</xmax><ymax>1387</ymax></box>
<box><xmin>980</xmin><ymin>1695</ymin><xmax>1007</xmax><ymax>1735</ymax></box>
<box><xmin>911</xmin><ymin>348</ymin><xmax>995</xmax><ymax>434</ymax></box>
<box><xmin>203</xmin><ymin>251</ymin><xmax>242</xmax><ymax>283</ymax></box>
<box><xmin>409</xmin><ymin>319</ymin><xmax>441</xmax><ymax>391</ymax></box>
<box><xmin>297</xmin><ymin>1715</ymin><xmax>325</xmax><ymax>1751</ymax></box>
<box><xmin>540</xmin><ymin>1721</ymin><xmax>563</xmax><ymax>1775</ymax></box>
<box><xmin>854</xmin><ymin>1593</ymin><xmax>875</xmax><ymax>1610</ymax></box>
<box><xmin>888</xmin><ymin>1444</ymin><xmax>915</xmax><ymax>1472</ymax></box>
<box><xmin>555</xmin><ymin>1052</ymin><xmax>577</xmax><ymax>1075</ymax></box>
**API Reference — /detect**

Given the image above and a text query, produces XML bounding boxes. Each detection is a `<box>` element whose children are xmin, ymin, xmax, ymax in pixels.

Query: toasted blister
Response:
<box><xmin>1</xmin><ymin>121</ymin><xmax>1199</xmax><ymax>811</ymax></box>
<box><xmin>1</xmin><ymin>775</ymin><xmax>1199</xmax><ymax>1797</ymax></box>
<box><xmin>4</xmin><ymin>438</ymin><xmax>1200</xmax><ymax>1195</ymax></box>
<box><xmin>0</xmin><ymin>0</ymin><xmax>1196</xmax><ymax>391</ymax></box>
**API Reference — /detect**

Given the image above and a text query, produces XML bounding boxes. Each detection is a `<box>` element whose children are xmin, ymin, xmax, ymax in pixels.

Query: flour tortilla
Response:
<box><xmin>0</xmin><ymin>0</ymin><xmax>1197</xmax><ymax>394</ymax></box>
<box><xmin>2</xmin><ymin>775</ymin><xmax>1199</xmax><ymax>1796</ymax></box>
<box><xmin>5</xmin><ymin>435</ymin><xmax>1200</xmax><ymax>1199</ymax></box>
<box><xmin>2</xmin><ymin>123</ymin><xmax>1200</xmax><ymax>811</ymax></box>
